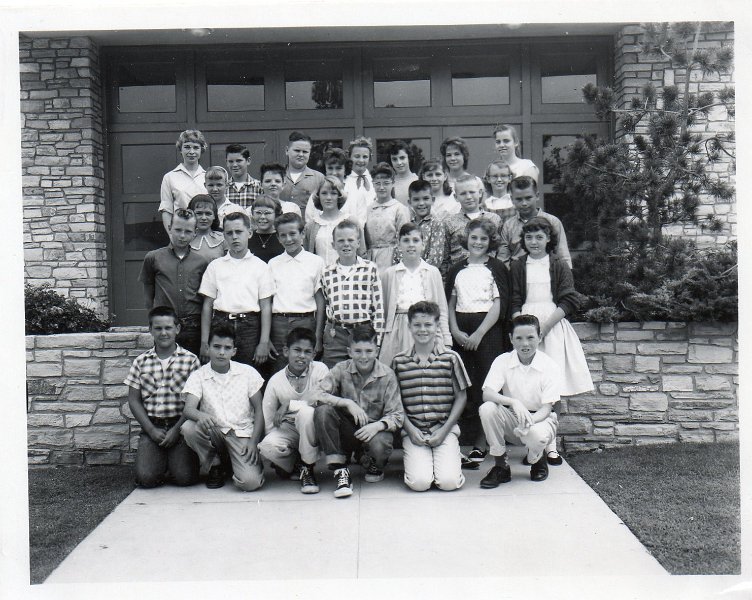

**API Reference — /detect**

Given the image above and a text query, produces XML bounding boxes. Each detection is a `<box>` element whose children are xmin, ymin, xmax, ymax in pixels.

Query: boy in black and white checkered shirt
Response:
<box><xmin>320</xmin><ymin>219</ymin><xmax>385</xmax><ymax>368</ymax></box>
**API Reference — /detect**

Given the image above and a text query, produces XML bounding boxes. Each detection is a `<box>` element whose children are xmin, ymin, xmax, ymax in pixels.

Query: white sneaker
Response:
<box><xmin>333</xmin><ymin>467</ymin><xmax>353</xmax><ymax>498</ymax></box>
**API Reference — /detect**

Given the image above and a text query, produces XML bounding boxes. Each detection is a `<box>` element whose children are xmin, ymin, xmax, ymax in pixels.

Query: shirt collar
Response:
<box><xmin>345</xmin><ymin>358</ymin><xmax>389</xmax><ymax>381</ymax></box>
<box><xmin>516</xmin><ymin>208</ymin><xmax>541</xmax><ymax>224</ymax></box>
<box><xmin>409</xmin><ymin>343</ymin><xmax>441</xmax><ymax>365</ymax></box>
<box><xmin>145</xmin><ymin>344</ymin><xmax>185</xmax><ymax>361</ymax></box>
<box><xmin>371</xmin><ymin>198</ymin><xmax>398</xmax><ymax>209</ymax></box>
<box><xmin>167</xmin><ymin>243</ymin><xmax>192</xmax><ymax>258</ymax></box>
<box><xmin>347</xmin><ymin>170</ymin><xmax>371</xmax><ymax>180</ymax></box>
<box><xmin>221</xmin><ymin>249</ymin><xmax>254</xmax><ymax>261</ymax></box>
<box><xmin>190</xmin><ymin>231</ymin><xmax>224</xmax><ymax>250</ymax></box>
<box><xmin>335</xmin><ymin>256</ymin><xmax>364</xmax><ymax>271</ymax></box>
<box><xmin>173</xmin><ymin>163</ymin><xmax>205</xmax><ymax>177</ymax></box>
<box><xmin>281</xmin><ymin>248</ymin><xmax>307</xmax><ymax>262</ymax></box>
<box><xmin>509</xmin><ymin>350</ymin><xmax>545</xmax><ymax>372</ymax></box>
<box><xmin>395</xmin><ymin>259</ymin><xmax>428</xmax><ymax>272</ymax></box>
<box><xmin>205</xmin><ymin>361</ymin><xmax>243</xmax><ymax>380</ymax></box>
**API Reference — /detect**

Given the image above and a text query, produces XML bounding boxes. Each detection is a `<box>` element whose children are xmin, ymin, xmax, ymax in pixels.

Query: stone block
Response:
<box><xmin>63</xmin><ymin>358</ymin><xmax>101</xmax><ymax>377</ymax></box>
<box><xmin>27</xmin><ymin>413</ymin><xmax>65</xmax><ymax>427</ymax></box>
<box><xmin>34</xmin><ymin>401</ymin><xmax>98</xmax><ymax>413</ymax></box>
<box><xmin>31</xmin><ymin>349</ymin><xmax>62</xmax><ymax>363</ymax></box>
<box><xmin>715</xmin><ymin>431</ymin><xmax>739</xmax><ymax>442</ymax></box>
<box><xmin>714</xmin><ymin>409</ymin><xmax>738</xmax><ymax>422</ymax></box>
<box><xmin>35</xmin><ymin>333</ymin><xmax>103</xmax><ymax>349</ymax></box>
<box><xmin>102</xmin><ymin>366</ymin><xmax>131</xmax><ymax>385</ymax></box>
<box><xmin>557</xmin><ymin>416</ymin><xmax>591</xmax><ymax>435</ymax></box>
<box><xmin>705</xmin><ymin>364</ymin><xmax>738</xmax><ymax>375</ymax></box>
<box><xmin>104</xmin><ymin>385</ymin><xmax>128</xmax><ymax>400</ymax></box>
<box><xmin>616</xmin><ymin>330</ymin><xmax>655</xmax><ymax>341</ymax></box>
<box><xmin>62</xmin><ymin>350</ymin><xmax>93</xmax><ymax>358</ymax></box>
<box><xmin>688</xmin><ymin>345</ymin><xmax>733</xmax><ymax>364</ymax></box>
<box><xmin>689</xmin><ymin>322</ymin><xmax>737</xmax><ymax>336</ymax></box>
<box><xmin>28</xmin><ymin>450</ymin><xmax>51</xmax><ymax>465</ymax></box>
<box><xmin>614</xmin><ymin>424</ymin><xmax>678</xmax><ymax>437</ymax></box>
<box><xmin>571</xmin><ymin>322</ymin><xmax>600</xmax><ymax>340</ymax></box>
<box><xmin>655</xmin><ymin>329</ymin><xmax>689</xmax><ymax>341</ymax></box>
<box><xmin>598</xmin><ymin>383</ymin><xmax>619</xmax><ymax>396</ymax></box>
<box><xmin>668</xmin><ymin>409</ymin><xmax>714</xmax><ymax>422</ymax></box>
<box><xmin>634</xmin><ymin>437</ymin><xmax>677</xmax><ymax>446</ymax></box>
<box><xmin>50</xmin><ymin>451</ymin><xmax>85</xmax><ymax>465</ymax></box>
<box><xmin>628</xmin><ymin>411</ymin><xmax>667</xmax><ymax>423</ymax></box>
<box><xmin>622</xmin><ymin>383</ymin><xmax>660</xmax><ymax>392</ymax></box>
<box><xmin>637</xmin><ymin>342</ymin><xmax>688</xmax><ymax>355</ymax></box>
<box><xmin>642</xmin><ymin>322</ymin><xmax>667</xmax><ymax>330</ymax></box>
<box><xmin>662</xmin><ymin>375</ymin><xmax>693</xmax><ymax>392</ymax></box>
<box><xmin>670</xmin><ymin>398</ymin><xmax>734</xmax><ymax>410</ymax></box>
<box><xmin>63</xmin><ymin>385</ymin><xmax>103</xmax><ymax>401</ymax></box>
<box><xmin>74</xmin><ymin>425</ymin><xmax>129</xmax><ymax>450</ymax></box>
<box><xmin>92</xmin><ymin>407</ymin><xmax>126</xmax><ymax>424</ymax></box>
<box><xmin>603</xmin><ymin>355</ymin><xmax>633</xmax><ymax>373</ymax></box>
<box><xmin>26</xmin><ymin>362</ymin><xmax>63</xmax><ymax>377</ymax></box>
<box><xmin>65</xmin><ymin>414</ymin><xmax>92</xmax><ymax>427</ymax></box>
<box><xmin>567</xmin><ymin>396</ymin><xmax>628</xmax><ymax>417</ymax></box>
<box><xmin>704</xmin><ymin>422</ymin><xmax>737</xmax><ymax>431</ymax></box>
<box><xmin>604</xmin><ymin>374</ymin><xmax>646</xmax><ymax>384</ymax></box>
<box><xmin>629</xmin><ymin>392</ymin><xmax>668</xmax><ymax>412</ymax></box>
<box><xmin>695</xmin><ymin>375</ymin><xmax>732</xmax><ymax>392</ymax></box>
<box><xmin>663</xmin><ymin>365</ymin><xmax>703</xmax><ymax>374</ymax></box>
<box><xmin>27</xmin><ymin>379</ymin><xmax>61</xmax><ymax>395</ymax></box>
<box><xmin>121</xmin><ymin>402</ymin><xmax>134</xmax><ymax>419</ymax></box>
<box><xmin>27</xmin><ymin>428</ymin><xmax>73</xmax><ymax>448</ymax></box>
<box><xmin>85</xmin><ymin>451</ymin><xmax>122</xmax><ymax>465</ymax></box>
<box><xmin>581</xmin><ymin>342</ymin><xmax>614</xmax><ymax>354</ymax></box>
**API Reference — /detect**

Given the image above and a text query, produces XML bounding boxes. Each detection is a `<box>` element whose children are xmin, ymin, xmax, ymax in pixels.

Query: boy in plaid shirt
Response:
<box><xmin>125</xmin><ymin>306</ymin><xmax>200</xmax><ymax>488</ymax></box>
<box><xmin>320</xmin><ymin>219</ymin><xmax>385</xmax><ymax>368</ymax></box>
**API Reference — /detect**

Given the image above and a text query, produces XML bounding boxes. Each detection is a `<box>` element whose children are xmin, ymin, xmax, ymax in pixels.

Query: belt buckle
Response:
<box><xmin>228</xmin><ymin>313</ymin><xmax>237</xmax><ymax>320</ymax></box>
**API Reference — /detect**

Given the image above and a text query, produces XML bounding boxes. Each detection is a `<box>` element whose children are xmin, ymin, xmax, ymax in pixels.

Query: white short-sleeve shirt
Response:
<box><xmin>268</xmin><ymin>249</ymin><xmax>325</xmax><ymax>314</ymax></box>
<box><xmin>482</xmin><ymin>350</ymin><xmax>561</xmax><ymax>412</ymax></box>
<box><xmin>182</xmin><ymin>361</ymin><xmax>264</xmax><ymax>437</ymax></box>
<box><xmin>453</xmin><ymin>263</ymin><xmax>500</xmax><ymax>312</ymax></box>
<box><xmin>199</xmin><ymin>250</ymin><xmax>275</xmax><ymax>313</ymax></box>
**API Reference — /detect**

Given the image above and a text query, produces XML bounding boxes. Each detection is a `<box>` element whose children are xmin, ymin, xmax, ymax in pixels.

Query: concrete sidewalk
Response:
<box><xmin>46</xmin><ymin>447</ymin><xmax>666</xmax><ymax>583</ymax></box>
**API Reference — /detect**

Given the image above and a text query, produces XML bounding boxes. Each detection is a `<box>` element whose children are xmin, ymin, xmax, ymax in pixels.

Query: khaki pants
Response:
<box><xmin>478</xmin><ymin>401</ymin><xmax>558</xmax><ymax>464</ymax></box>
<box><xmin>258</xmin><ymin>405</ymin><xmax>319</xmax><ymax>471</ymax></box>
<box><xmin>181</xmin><ymin>420</ymin><xmax>264</xmax><ymax>492</ymax></box>
<box><xmin>401</xmin><ymin>424</ymin><xmax>464</xmax><ymax>492</ymax></box>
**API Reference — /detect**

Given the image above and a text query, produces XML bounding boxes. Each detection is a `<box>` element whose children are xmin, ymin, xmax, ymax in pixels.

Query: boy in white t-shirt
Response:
<box><xmin>258</xmin><ymin>327</ymin><xmax>329</xmax><ymax>493</ymax></box>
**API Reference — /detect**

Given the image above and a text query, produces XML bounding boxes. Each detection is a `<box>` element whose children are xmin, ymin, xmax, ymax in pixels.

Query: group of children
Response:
<box><xmin>129</xmin><ymin>124</ymin><xmax>594</xmax><ymax>497</ymax></box>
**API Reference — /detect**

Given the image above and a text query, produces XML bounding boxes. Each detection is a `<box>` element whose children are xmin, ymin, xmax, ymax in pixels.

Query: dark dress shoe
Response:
<box><xmin>547</xmin><ymin>451</ymin><xmax>563</xmax><ymax>466</ymax></box>
<box><xmin>480</xmin><ymin>464</ymin><xmax>512</xmax><ymax>488</ymax></box>
<box><xmin>530</xmin><ymin>455</ymin><xmax>549</xmax><ymax>482</ymax></box>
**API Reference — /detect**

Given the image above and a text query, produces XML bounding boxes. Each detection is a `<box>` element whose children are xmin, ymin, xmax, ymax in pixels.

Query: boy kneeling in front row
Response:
<box><xmin>311</xmin><ymin>325</ymin><xmax>403</xmax><ymax>498</ymax></box>
<box><xmin>258</xmin><ymin>327</ymin><xmax>329</xmax><ymax>494</ymax></box>
<box><xmin>392</xmin><ymin>301</ymin><xmax>469</xmax><ymax>492</ymax></box>
<box><xmin>479</xmin><ymin>314</ymin><xmax>561</xmax><ymax>486</ymax></box>
<box><xmin>181</xmin><ymin>323</ymin><xmax>265</xmax><ymax>491</ymax></box>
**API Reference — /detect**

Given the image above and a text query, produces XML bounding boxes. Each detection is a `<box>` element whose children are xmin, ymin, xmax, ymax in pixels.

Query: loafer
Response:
<box><xmin>461</xmin><ymin>454</ymin><xmax>480</xmax><ymax>470</ymax></box>
<box><xmin>467</xmin><ymin>447</ymin><xmax>488</xmax><ymax>463</ymax></box>
<box><xmin>530</xmin><ymin>455</ymin><xmax>549</xmax><ymax>482</ymax></box>
<box><xmin>480</xmin><ymin>464</ymin><xmax>512</xmax><ymax>488</ymax></box>
<box><xmin>547</xmin><ymin>451</ymin><xmax>563</xmax><ymax>466</ymax></box>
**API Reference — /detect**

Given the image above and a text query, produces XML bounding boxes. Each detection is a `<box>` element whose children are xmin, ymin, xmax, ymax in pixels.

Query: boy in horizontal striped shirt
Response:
<box><xmin>392</xmin><ymin>301</ymin><xmax>470</xmax><ymax>491</ymax></box>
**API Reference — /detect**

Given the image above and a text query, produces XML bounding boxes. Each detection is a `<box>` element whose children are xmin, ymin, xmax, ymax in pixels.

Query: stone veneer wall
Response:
<box><xmin>26</xmin><ymin>322</ymin><xmax>738</xmax><ymax>465</ymax></box>
<box><xmin>20</xmin><ymin>35</ymin><xmax>109</xmax><ymax>315</ymax></box>
<box><xmin>613</xmin><ymin>24</ymin><xmax>736</xmax><ymax>245</ymax></box>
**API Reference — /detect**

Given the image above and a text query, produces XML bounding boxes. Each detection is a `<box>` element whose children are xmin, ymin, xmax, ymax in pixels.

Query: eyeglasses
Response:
<box><xmin>253</xmin><ymin>210</ymin><xmax>275</xmax><ymax>217</ymax></box>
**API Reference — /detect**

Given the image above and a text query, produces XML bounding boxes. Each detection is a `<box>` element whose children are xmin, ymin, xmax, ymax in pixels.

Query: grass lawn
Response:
<box><xmin>28</xmin><ymin>465</ymin><xmax>135</xmax><ymax>584</ymax></box>
<box><xmin>566</xmin><ymin>441</ymin><xmax>740</xmax><ymax>575</ymax></box>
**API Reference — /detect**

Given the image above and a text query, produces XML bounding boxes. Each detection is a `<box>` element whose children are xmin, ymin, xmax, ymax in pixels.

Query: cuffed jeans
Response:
<box><xmin>181</xmin><ymin>420</ymin><xmax>264</xmax><ymax>492</ymax></box>
<box><xmin>478</xmin><ymin>401</ymin><xmax>558</xmax><ymax>464</ymax></box>
<box><xmin>313</xmin><ymin>404</ymin><xmax>393</xmax><ymax>469</ymax></box>
<box><xmin>258</xmin><ymin>405</ymin><xmax>319</xmax><ymax>471</ymax></box>
<box><xmin>402</xmin><ymin>424</ymin><xmax>464</xmax><ymax>492</ymax></box>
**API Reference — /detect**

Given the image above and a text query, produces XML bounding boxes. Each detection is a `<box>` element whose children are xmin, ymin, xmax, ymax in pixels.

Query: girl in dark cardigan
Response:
<box><xmin>445</xmin><ymin>218</ymin><xmax>511</xmax><ymax>466</ymax></box>
<box><xmin>510</xmin><ymin>216</ymin><xmax>593</xmax><ymax>397</ymax></box>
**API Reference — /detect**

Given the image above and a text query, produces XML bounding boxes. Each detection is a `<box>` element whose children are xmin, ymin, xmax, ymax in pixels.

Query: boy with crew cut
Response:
<box><xmin>268</xmin><ymin>212</ymin><xmax>326</xmax><ymax>373</ymax></box>
<box><xmin>311</xmin><ymin>325</ymin><xmax>403</xmax><ymax>498</ymax></box>
<box><xmin>181</xmin><ymin>324</ymin><xmax>266</xmax><ymax>491</ymax></box>
<box><xmin>125</xmin><ymin>306</ymin><xmax>200</xmax><ymax>488</ymax></box>
<box><xmin>258</xmin><ymin>327</ymin><xmax>329</xmax><ymax>493</ymax></box>
<box><xmin>140</xmin><ymin>208</ymin><xmax>208</xmax><ymax>357</ymax></box>
<box><xmin>280</xmin><ymin>131</ymin><xmax>325</xmax><ymax>218</ymax></box>
<box><xmin>319</xmin><ymin>219</ymin><xmax>385</xmax><ymax>368</ymax></box>
<box><xmin>199</xmin><ymin>211</ymin><xmax>275</xmax><ymax>368</ymax></box>
<box><xmin>497</xmin><ymin>176</ymin><xmax>571</xmax><ymax>267</ymax></box>
<box><xmin>225</xmin><ymin>143</ymin><xmax>262</xmax><ymax>210</ymax></box>
<box><xmin>392</xmin><ymin>301</ymin><xmax>469</xmax><ymax>492</ymax></box>
<box><xmin>478</xmin><ymin>314</ymin><xmax>562</xmax><ymax>486</ymax></box>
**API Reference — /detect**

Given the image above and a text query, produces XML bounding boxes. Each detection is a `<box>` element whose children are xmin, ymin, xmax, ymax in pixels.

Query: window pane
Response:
<box><xmin>117</xmin><ymin>62</ymin><xmax>176</xmax><ymax>113</ymax></box>
<box><xmin>121</xmin><ymin>144</ymin><xmax>177</xmax><ymax>195</ymax></box>
<box><xmin>373</xmin><ymin>59</ymin><xmax>431</xmax><ymax>108</ymax></box>
<box><xmin>451</xmin><ymin>58</ymin><xmax>510</xmax><ymax>106</ymax></box>
<box><xmin>124</xmin><ymin>203</ymin><xmax>168</xmax><ymax>251</ymax></box>
<box><xmin>207</xmin><ymin>62</ymin><xmax>264</xmax><ymax>111</ymax></box>
<box><xmin>540</xmin><ymin>54</ymin><xmax>597</xmax><ymax>104</ymax></box>
<box><xmin>285</xmin><ymin>60</ymin><xmax>343</xmax><ymax>110</ymax></box>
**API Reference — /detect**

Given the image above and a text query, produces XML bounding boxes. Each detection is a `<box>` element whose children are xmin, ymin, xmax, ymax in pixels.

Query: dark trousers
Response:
<box><xmin>455</xmin><ymin>312</ymin><xmax>505</xmax><ymax>445</ymax></box>
<box><xmin>177</xmin><ymin>316</ymin><xmax>202</xmax><ymax>357</ymax></box>
<box><xmin>313</xmin><ymin>404</ymin><xmax>393</xmax><ymax>469</ymax></box>
<box><xmin>134</xmin><ymin>423</ymin><xmax>199</xmax><ymax>488</ymax></box>
<box><xmin>269</xmin><ymin>314</ymin><xmax>316</xmax><ymax>373</ymax></box>
<box><xmin>212</xmin><ymin>313</ymin><xmax>260</xmax><ymax>367</ymax></box>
